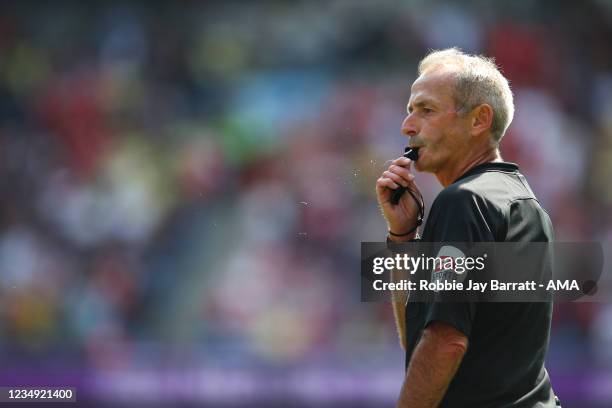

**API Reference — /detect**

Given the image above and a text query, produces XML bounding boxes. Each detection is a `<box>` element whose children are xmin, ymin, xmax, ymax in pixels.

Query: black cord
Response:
<box><xmin>388</xmin><ymin>186</ymin><xmax>424</xmax><ymax>236</ymax></box>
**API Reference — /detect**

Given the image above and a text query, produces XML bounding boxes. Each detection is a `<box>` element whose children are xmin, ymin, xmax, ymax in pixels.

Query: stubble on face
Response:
<box><xmin>407</xmin><ymin>70</ymin><xmax>470</xmax><ymax>174</ymax></box>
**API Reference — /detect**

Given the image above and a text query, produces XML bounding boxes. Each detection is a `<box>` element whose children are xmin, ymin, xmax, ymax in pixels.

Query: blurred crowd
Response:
<box><xmin>0</xmin><ymin>0</ymin><xmax>611</xmax><ymax>405</ymax></box>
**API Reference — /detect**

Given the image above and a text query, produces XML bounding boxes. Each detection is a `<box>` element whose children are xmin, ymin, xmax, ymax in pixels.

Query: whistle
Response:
<box><xmin>390</xmin><ymin>147</ymin><xmax>419</xmax><ymax>205</ymax></box>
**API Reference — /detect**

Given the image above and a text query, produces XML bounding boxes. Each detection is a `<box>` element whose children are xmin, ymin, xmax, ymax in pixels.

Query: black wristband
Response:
<box><xmin>386</xmin><ymin>234</ymin><xmax>421</xmax><ymax>243</ymax></box>
<box><xmin>388</xmin><ymin>220</ymin><xmax>421</xmax><ymax>237</ymax></box>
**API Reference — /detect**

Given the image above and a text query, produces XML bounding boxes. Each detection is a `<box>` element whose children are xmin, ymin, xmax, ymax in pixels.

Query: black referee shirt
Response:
<box><xmin>405</xmin><ymin>162</ymin><xmax>557</xmax><ymax>407</ymax></box>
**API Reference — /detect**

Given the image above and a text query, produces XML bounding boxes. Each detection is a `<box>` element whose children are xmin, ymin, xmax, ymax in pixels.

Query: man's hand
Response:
<box><xmin>376</xmin><ymin>156</ymin><xmax>422</xmax><ymax>239</ymax></box>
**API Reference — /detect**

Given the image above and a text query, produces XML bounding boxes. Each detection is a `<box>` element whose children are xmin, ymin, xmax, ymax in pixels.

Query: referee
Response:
<box><xmin>376</xmin><ymin>49</ymin><xmax>560</xmax><ymax>407</ymax></box>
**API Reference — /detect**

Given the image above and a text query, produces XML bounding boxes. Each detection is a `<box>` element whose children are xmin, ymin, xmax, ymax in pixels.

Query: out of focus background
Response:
<box><xmin>0</xmin><ymin>0</ymin><xmax>611</xmax><ymax>406</ymax></box>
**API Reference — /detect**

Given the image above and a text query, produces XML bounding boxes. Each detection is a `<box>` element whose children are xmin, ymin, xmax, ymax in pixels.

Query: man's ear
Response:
<box><xmin>471</xmin><ymin>104</ymin><xmax>493</xmax><ymax>137</ymax></box>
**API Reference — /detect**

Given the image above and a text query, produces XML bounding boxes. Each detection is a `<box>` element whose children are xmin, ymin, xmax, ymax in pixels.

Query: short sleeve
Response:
<box><xmin>422</xmin><ymin>187</ymin><xmax>499</xmax><ymax>337</ymax></box>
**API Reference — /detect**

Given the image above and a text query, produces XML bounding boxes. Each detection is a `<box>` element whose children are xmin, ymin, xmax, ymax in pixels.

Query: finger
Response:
<box><xmin>377</xmin><ymin>176</ymin><xmax>400</xmax><ymax>190</ymax></box>
<box><xmin>392</xmin><ymin>157</ymin><xmax>413</xmax><ymax>167</ymax></box>
<box><xmin>389</xmin><ymin>165</ymin><xmax>415</xmax><ymax>183</ymax></box>
<box><xmin>377</xmin><ymin>176</ymin><xmax>399</xmax><ymax>190</ymax></box>
<box><xmin>383</xmin><ymin>170</ymin><xmax>409</xmax><ymax>187</ymax></box>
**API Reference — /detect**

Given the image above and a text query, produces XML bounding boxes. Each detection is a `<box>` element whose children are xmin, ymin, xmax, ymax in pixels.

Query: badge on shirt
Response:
<box><xmin>431</xmin><ymin>245</ymin><xmax>470</xmax><ymax>287</ymax></box>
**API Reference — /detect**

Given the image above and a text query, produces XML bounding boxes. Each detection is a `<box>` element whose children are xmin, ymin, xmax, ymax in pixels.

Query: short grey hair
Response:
<box><xmin>418</xmin><ymin>48</ymin><xmax>514</xmax><ymax>143</ymax></box>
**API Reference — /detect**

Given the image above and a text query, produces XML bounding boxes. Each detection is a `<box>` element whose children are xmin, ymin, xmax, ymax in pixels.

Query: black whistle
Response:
<box><xmin>390</xmin><ymin>147</ymin><xmax>419</xmax><ymax>205</ymax></box>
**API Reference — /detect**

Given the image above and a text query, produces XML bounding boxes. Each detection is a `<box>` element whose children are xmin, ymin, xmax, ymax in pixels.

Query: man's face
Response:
<box><xmin>402</xmin><ymin>71</ymin><xmax>471</xmax><ymax>173</ymax></box>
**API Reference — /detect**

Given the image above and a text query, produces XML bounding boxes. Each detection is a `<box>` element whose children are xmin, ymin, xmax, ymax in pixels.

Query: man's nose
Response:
<box><xmin>401</xmin><ymin>114</ymin><xmax>418</xmax><ymax>137</ymax></box>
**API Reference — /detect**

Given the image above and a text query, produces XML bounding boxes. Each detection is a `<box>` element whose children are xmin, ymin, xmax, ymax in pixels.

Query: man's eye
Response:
<box><xmin>423</xmin><ymin>107</ymin><xmax>433</xmax><ymax>113</ymax></box>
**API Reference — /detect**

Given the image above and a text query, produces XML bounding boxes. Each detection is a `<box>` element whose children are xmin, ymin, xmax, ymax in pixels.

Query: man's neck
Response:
<box><xmin>435</xmin><ymin>147</ymin><xmax>502</xmax><ymax>187</ymax></box>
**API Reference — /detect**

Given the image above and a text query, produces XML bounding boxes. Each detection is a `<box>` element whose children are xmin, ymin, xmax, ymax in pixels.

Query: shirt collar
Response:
<box><xmin>453</xmin><ymin>162</ymin><xmax>519</xmax><ymax>184</ymax></box>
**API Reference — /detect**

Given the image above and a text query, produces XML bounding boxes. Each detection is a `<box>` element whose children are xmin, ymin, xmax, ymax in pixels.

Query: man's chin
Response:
<box><xmin>413</xmin><ymin>149</ymin><xmax>428</xmax><ymax>172</ymax></box>
<box><xmin>414</xmin><ymin>160</ymin><xmax>427</xmax><ymax>173</ymax></box>
<box><xmin>414</xmin><ymin>160</ymin><xmax>438</xmax><ymax>175</ymax></box>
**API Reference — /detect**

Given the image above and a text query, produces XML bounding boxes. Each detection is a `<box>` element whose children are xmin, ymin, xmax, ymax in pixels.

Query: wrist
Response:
<box><xmin>388</xmin><ymin>220</ymin><xmax>421</xmax><ymax>240</ymax></box>
<box><xmin>387</xmin><ymin>231</ymin><xmax>419</xmax><ymax>243</ymax></box>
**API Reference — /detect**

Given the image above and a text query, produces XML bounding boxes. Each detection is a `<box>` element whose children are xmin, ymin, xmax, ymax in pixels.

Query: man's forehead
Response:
<box><xmin>409</xmin><ymin>70</ymin><xmax>456</xmax><ymax>103</ymax></box>
<box><xmin>411</xmin><ymin>69</ymin><xmax>455</xmax><ymax>92</ymax></box>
